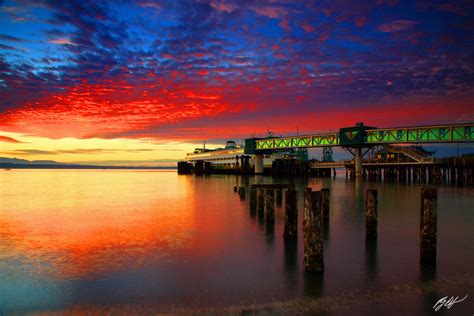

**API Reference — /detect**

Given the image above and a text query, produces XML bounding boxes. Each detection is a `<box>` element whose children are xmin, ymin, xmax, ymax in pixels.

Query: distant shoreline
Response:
<box><xmin>0</xmin><ymin>163</ymin><xmax>176</xmax><ymax>170</ymax></box>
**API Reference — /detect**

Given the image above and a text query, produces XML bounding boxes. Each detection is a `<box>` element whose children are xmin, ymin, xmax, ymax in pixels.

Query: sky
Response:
<box><xmin>0</xmin><ymin>0</ymin><xmax>473</xmax><ymax>165</ymax></box>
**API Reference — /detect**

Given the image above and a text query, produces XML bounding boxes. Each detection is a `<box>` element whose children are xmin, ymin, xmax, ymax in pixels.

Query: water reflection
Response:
<box><xmin>323</xmin><ymin>216</ymin><xmax>330</xmax><ymax>241</ymax></box>
<box><xmin>365</xmin><ymin>238</ymin><xmax>378</xmax><ymax>282</ymax></box>
<box><xmin>419</xmin><ymin>266</ymin><xmax>440</xmax><ymax>315</ymax></box>
<box><xmin>0</xmin><ymin>170</ymin><xmax>473</xmax><ymax>314</ymax></box>
<box><xmin>283</xmin><ymin>239</ymin><xmax>298</xmax><ymax>291</ymax></box>
<box><xmin>264</xmin><ymin>222</ymin><xmax>274</xmax><ymax>245</ymax></box>
<box><xmin>304</xmin><ymin>272</ymin><xmax>324</xmax><ymax>298</ymax></box>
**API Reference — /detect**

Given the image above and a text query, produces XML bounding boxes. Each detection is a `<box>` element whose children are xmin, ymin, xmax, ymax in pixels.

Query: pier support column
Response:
<box><xmin>303</xmin><ymin>189</ymin><xmax>324</xmax><ymax>272</ymax></box>
<box><xmin>355</xmin><ymin>147</ymin><xmax>362</xmax><ymax>178</ymax></box>
<box><xmin>420</xmin><ymin>188</ymin><xmax>437</xmax><ymax>265</ymax></box>
<box><xmin>365</xmin><ymin>189</ymin><xmax>377</xmax><ymax>240</ymax></box>
<box><xmin>283</xmin><ymin>189</ymin><xmax>298</xmax><ymax>240</ymax></box>
<box><xmin>255</xmin><ymin>154</ymin><xmax>264</xmax><ymax>175</ymax></box>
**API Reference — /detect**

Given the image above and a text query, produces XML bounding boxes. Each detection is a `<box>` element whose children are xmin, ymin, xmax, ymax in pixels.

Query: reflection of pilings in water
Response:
<box><xmin>321</xmin><ymin>188</ymin><xmax>330</xmax><ymax>221</ymax></box>
<box><xmin>276</xmin><ymin>189</ymin><xmax>283</xmax><ymax>207</ymax></box>
<box><xmin>283</xmin><ymin>189</ymin><xmax>298</xmax><ymax>240</ymax></box>
<box><xmin>419</xmin><ymin>265</ymin><xmax>438</xmax><ymax>315</ymax></box>
<box><xmin>354</xmin><ymin>178</ymin><xmax>364</xmax><ymax>220</ymax></box>
<box><xmin>283</xmin><ymin>238</ymin><xmax>298</xmax><ymax>290</ymax></box>
<box><xmin>257</xmin><ymin>187</ymin><xmax>265</xmax><ymax>224</ymax></box>
<box><xmin>322</xmin><ymin>187</ymin><xmax>330</xmax><ymax>241</ymax></box>
<box><xmin>265</xmin><ymin>189</ymin><xmax>275</xmax><ymax>223</ymax></box>
<box><xmin>420</xmin><ymin>188</ymin><xmax>437</xmax><ymax>266</ymax></box>
<box><xmin>303</xmin><ymin>189</ymin><xmax>324</xmax><ymax>273</ymax></box>
<box><xmin>365</xmin><ymin>238</ymin><xmax>378</xmax><ymax>282</ymax></box>
<box><xmin>249</xmin><ymin>187</ymin><xmax>257</xmax><ymax>217</ymax></box>
<box><xmin>303</xmin><ymin>272</ymin><xmax>324</xmax><ymax>298</ymax></box>
<box><xmin>265</xmin><ymin>221</ymin><xmax>275</xmax><ymax>245</ymax></box>
<box><xmin>238</xmin><ymin>186</ymin><xmax>246</xmax><ymax>200</ymax></box>
<box><xmin>365</xmin><ymin>189</ymin><xmax>378</xmax><ymax>241</ymax></box>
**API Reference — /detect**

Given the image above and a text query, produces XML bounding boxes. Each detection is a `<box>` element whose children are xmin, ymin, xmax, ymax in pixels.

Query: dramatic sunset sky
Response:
<box><xmin>1</xmin><ymin>0</ymin><xmax>473</xmax><ymax>165</ymax></box>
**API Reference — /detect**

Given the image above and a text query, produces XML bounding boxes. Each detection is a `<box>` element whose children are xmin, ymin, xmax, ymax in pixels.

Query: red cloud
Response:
<box><xmin>0</xmin><ymin>79</ymin><xmax>237</xmax><ymax>139</ymax></box>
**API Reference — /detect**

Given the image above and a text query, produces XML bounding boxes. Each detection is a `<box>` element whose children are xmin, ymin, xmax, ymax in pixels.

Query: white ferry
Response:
<box><xmin>184</xmin><ymin>140</ymin><xmax>292</xmax><ymax>170</ymax></box>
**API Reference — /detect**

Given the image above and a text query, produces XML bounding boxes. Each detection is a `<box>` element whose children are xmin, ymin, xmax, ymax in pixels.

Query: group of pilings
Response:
<box><xmin>345</xmin><ymin>163</ymin><xmax>474</xmax><ymax>185</ymax></box>
<box><xmin>234</xmin><ymin>184</ymin><xmax>439</xmax><ymax>271</ymax></box>
<box><xmin>235</xmin><ymin>184</ymin><xmax>331</xmax><ymax>272</ymax></box>
<box><xmin>234</xmin><ymin>155</ymin><xmax>253</xmax><ymax>175</ymax></box>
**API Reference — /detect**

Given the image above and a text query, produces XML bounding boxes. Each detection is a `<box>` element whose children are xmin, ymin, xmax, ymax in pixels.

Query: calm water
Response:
<box><xmin>0</xmin><ymin>169</ymin><xmax>473</xmax><ymax>314</ymax></box>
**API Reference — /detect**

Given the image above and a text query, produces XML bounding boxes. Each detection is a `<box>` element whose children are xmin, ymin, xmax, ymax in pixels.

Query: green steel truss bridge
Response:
<box><xmin>253</xmin><ymin>123</ymin><xmax>474</xmax><ymax>150</ymax></box>
<box><xmin>246</xmin><ymin>122</ymin><xmax>473</xmax><ymax>176</ymax></box>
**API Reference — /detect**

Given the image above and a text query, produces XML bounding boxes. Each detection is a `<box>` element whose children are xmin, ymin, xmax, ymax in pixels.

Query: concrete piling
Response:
<box><xmin>365</xmin><ymin>189</ymin><xmax>378</xmax><ymax>240</ymax></box>
<box><xmin>283</xmin><ymin>189</ymin><xmax>298</xmax><ymax>240</ymax></box>
<box><xmin>276</xmin><ymin>189</ymin><xmax>283</xmax><ymax>206</ymax></box>
<box><xmin>303</xmin><ymin>190</ymin><xmax>324</xmax><ymax>272</ymax></box>
<box><xmin>265</xmin><ymin>189</ymin><xmax>275</xmax><ymax>222</ymax></box>
<box><xmin>420</xmin><ymin>188</ymin><xmax>437</xmax><ymax>265</ymax></box>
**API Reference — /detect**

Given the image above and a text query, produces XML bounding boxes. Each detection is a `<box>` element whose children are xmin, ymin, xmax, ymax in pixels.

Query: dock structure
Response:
<box><xmin>178</xmin><ymin>122</ymin><xmax>474</xmax><ymax>181</ymax></box>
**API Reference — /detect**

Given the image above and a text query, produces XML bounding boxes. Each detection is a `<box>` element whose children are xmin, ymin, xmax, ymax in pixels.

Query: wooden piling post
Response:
<box><xmin>265</xmin><ymin>189</ymin><xmax>275</xmax><ymax>222</ymax></box>
<box><xmin>283</xmin><ymin>189</ymin><xmax>298</xmax><ymax>240</ymax></box>
<box><xmin>365</xmin><ymin>189</ymin><xmax>377</xmax><ymax>240</ymax></box>
<box><xmin>420</xmin><ymin>188</ymin><xmax>437</xmax><ymax>265</ymax></box>
<box><xmin>321</xmin><ymin>188</ymin><xmax>330</xmax><ymax>220</ymax></box>
<box><xmin>276</xmin><ymin>189</ymin><xmax>283</xmax><ymax>206</ymax></box>
<box><xmin>303</xmin><ymin>190</ymin><xmax>324</xmax><ymax>272</ymax></box>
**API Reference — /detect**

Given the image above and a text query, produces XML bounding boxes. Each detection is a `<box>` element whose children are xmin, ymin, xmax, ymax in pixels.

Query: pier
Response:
<box><xmin>178</xmin><ymin>122</ymin><xmax>474</xmax><ymax>183</ymax></box>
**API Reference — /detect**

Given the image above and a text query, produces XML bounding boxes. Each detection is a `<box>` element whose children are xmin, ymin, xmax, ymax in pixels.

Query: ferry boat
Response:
<box><xmin>183</xmin><ymin>140</ymin><xmax>305</xmax><ymax>172</ymax></box>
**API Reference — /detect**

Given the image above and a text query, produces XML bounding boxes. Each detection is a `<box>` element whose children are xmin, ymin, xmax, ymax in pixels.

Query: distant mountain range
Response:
<box><xmin>0</xmin><ymin>157</ymin><xmax>175</xmax><ymax>169</ymax></box>
<box><xmin>0</xmin><ymin>157</ymin><xmax>65</xmax><ymax>165</ymax></box>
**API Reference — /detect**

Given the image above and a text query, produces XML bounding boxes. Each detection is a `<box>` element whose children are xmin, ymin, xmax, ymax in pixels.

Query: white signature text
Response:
<box><xmin>433</xmin><ymin>295</ymin><xmax>468</xmax><ymax>311</ymax></box>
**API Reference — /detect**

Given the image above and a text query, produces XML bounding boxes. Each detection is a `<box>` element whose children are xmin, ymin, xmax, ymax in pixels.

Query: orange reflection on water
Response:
<box><xmin>0</xmin><ymin>170</ymin><xmax>196</xmax><ymax>279</ymax></box>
